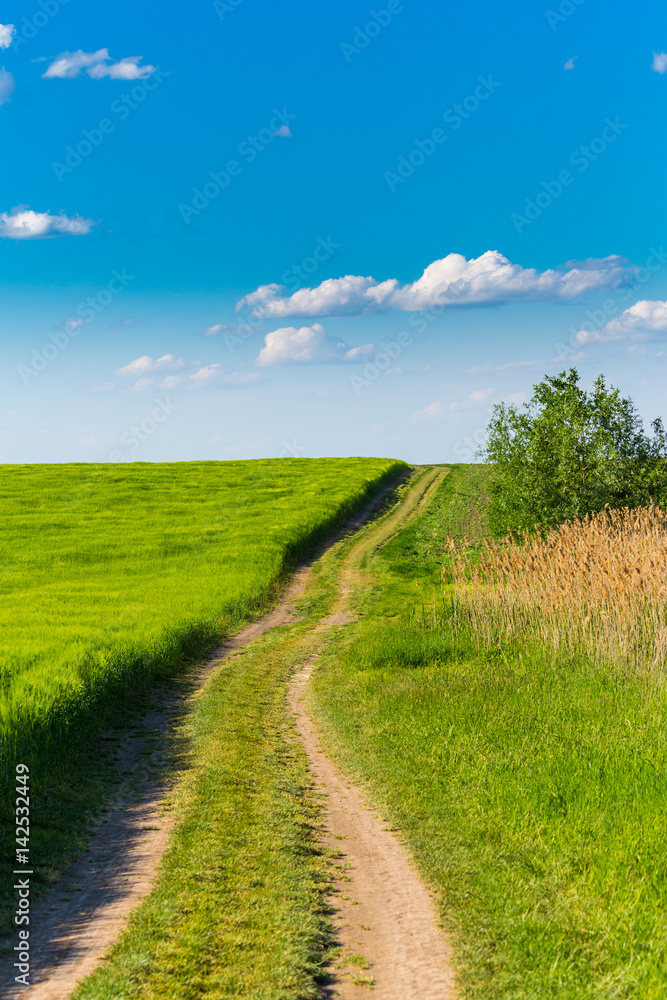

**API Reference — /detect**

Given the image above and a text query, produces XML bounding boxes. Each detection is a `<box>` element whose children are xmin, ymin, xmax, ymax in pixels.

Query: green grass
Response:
<box><xmin>0</xmin><ymin>457</ymin><xmax>405</xmax><ymax>931</ymax></box>
<box><xmin>0</xmin><ymin>457</ymin><xmax>403</xmax><ymax>774</ymax></box>
<box><xmin>309</xmin><ymin>464</ymin><xmax>667</xmax><ymax>999</ymax></box>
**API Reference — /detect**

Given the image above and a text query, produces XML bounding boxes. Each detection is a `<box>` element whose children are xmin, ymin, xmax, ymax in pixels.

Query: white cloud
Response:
<box><xmin>575</xmin><ymin>299</ymin><xmax>667</xmax><ymax>343</ymax></box>
<box><xmin>0</xmin><ymin>69</ymin><xmax>15</xmax><ymax>106</ymax></box>
<box><xmin>203</xmin><ymin>322</ymin><xmax>257</xmax><ymax>339</ymax></box>
<box><xmin>0</xmin><ymin>24</ymin><xmax>15</xmax><ymax>49</ymax></box>
<box><xmin>410</xmin><ymin>387</ymin><xmax>497</xmax><ymax>424</ymax></box>
<box><xmin>43</xmin><ymin>48</ymin><xmax>108</xmax><ymax>79</ymax></box>
<box><xmin>188</xmin><ymin>366</ymin><xmax>259</xmax><ymax>388</ymax></box>
<box><xmin>240</xmin><ymin>276</ymin><xmax>392</xmax><ymax>320</ymax></box>
<box><xmin>273</xmin><ymin>125</ymin><xmax>292</xmax><ymax>137</ymax></box>
<box><xmin>0</xmin><ymin>207</ymin><xmax>95</xmax><ymax>239</ymax></box>
<box><xmin>115</xmin><ymin>354</ymin><xmax>184</xmax><ymax>376</ymax></box>
<box><xmin>469</xmin><ymin>387</ymin><xmax>495</xmax><ymax>402</ymax></box>
<box><xmin>87</xmin><ymin>57</ymin><xmax>155</xmax><ymax>80</ymax></box>
<box><xmin>256</xmin><ymin>323</ymin><xmax>374</xmax><ymax>366</ymax></box>
<box><xmin>111</xmin><ymin>356</ymin><xmax>256</xmax><ymax>391</ymax></box>
<box><xmin>238</xmin><ymin>252</ymin><xmax>634</xmax><ymax>319</ymax></box>
<box><xmin>159</xmin><ymin>375</ymin><xmax>183</xmax><ymax>390</ymax></box>
<box><xmin>564</xmin><ymin>56</ymin><xmax>577</xmax><ymax>70</ymax></box>
<box><xmin>189</xmin><ymin>364</ymin><xmax>222</xmax><ymax>384</ymax></box>
<box><xmin>409</xmin><ymin>401</ymin><xmax>444</xmax><ymax>424</ymax></box>
<box><xmin>43</xmin><ymin>48</ymin><xmax>156</xmax><ymax>80</ymax></box>
<box><xmin>652</xmin><ymin>52</ymin><xmax>667</xmax><ymax>74</ymax></box>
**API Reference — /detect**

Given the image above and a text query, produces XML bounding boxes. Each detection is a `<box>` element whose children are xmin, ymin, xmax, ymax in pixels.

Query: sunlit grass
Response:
<box><xmin>0</xmin><ymin>458</ymin><xmax>403</xmax><ymax>776</ymax></box>
<box><xmin>0</xmin><ymin>457</ymin><xmax>404</xmax><ymax>930</ymax></box>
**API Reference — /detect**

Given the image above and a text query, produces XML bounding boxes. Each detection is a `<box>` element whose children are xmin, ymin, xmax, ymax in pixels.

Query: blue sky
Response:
<box><xmin>1</xmin><ymin>0</ymin><xmax>666</xmax><ymax>463</ymax></box>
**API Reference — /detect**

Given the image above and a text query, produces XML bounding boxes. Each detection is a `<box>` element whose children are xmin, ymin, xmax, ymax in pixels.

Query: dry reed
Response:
<box><xmin>445</xmin><ymin>505</ymin><xmax>667</xmax><ymax>670</ymax></box>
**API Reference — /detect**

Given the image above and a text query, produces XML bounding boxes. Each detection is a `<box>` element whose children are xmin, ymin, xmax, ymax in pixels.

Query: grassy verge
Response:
<box><xmin>309</xmin><ymin>464</ymin><xmax>667</xmax><ymax>999</ymax></box>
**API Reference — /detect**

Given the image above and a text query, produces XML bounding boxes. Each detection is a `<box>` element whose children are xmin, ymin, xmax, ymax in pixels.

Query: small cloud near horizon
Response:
<box><xmin>115</xmin><ymin>354</ymin><xmax>184</xmax><ymax>376</ymax></box>
<box><xmin>499</xmin><ymin>390</ymin><xmax>528</xmax><ymax>405</ymax></box>
<box><xmin>115</xmin><ymin>355</ymin><xmax>259</xmax><ymax>391</ymax></box>
<box><xmin>575</xmin><ymin>299</ymin><xmax>667</xmax><ymax>343</ymax></box>
<box><xmin>409</xmin><ymin>401</ymin><xmax>446</xmax><ymax>424</ymax></box>
<box><xmin>256</xmin><ymin>323</ymin><xmax>373</xmax><ymax>366</ymax></box>
<box><xmin>469</xmin><ymin>387</ymin><xmax>495</xmax><ymax>402</ymax></box>
<box><xmin>410</xmin><ymin>387</ymin><xmax>496</xmax><ymax>424</ymax></box>
<box><xmin>188</xmin><ymin>365</ymin><xmax>259</xmax><ymax>388</ymax></box>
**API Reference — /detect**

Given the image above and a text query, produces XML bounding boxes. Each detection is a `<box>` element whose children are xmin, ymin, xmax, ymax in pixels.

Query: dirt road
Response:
<box><xmin>290</xmin><ymin>465</ymin><xmax>458</xmax><ymax>998</ymax></box>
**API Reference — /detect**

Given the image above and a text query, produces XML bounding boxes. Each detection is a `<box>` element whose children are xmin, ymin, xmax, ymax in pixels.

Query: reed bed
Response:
<box><xmin>446</xmin><ymin>505</ymin><xmax>667</xmax><ymax>670</ymax></box>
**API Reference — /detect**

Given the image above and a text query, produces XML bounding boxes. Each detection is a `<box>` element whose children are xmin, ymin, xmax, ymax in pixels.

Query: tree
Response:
<box><xmin>481</xmin><ymin>369</ymin><xmax>667</xmax><ymax>533</ymax></box>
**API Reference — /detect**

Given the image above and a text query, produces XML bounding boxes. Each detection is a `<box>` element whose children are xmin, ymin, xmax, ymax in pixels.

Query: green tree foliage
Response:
<box><xmin>482</xmin><ymin>369</ymin><xmax>667</xmax><ymax>533</ymax></box>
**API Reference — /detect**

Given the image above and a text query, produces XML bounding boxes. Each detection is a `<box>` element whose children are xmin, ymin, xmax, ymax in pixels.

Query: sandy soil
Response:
<box><xmin>290</xmin><ymin>661</ymin><xmax>457</xmax><ymax>999</ymax></box>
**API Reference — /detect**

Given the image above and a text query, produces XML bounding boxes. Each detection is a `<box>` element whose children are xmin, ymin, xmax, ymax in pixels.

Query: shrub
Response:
<box><xmin>482</xmin><ymin>368</ymin><xmax>667</xmax><ymax>533</ymax></box>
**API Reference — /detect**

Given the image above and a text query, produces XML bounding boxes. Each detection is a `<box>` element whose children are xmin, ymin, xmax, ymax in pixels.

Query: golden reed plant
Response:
<box><xmin>445</xmin><ymin>505</ymin><xmax>667</xmax><ymax>670</ymax></box>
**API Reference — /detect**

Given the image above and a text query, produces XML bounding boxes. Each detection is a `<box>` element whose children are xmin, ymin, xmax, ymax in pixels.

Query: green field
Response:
<box><xmin>0</xmin><ymin>458</ymin><xmax>403</xmax><ymax>770</ymax></box>
<box><xmin>0</xmin><ymin>457</ymin><xmax>404</xmax><ymax>928</ymax></box>
<box><xmin>4</xmin><ymin>460</ymin><xmax>665</xmax><ymax>997</ymax></box>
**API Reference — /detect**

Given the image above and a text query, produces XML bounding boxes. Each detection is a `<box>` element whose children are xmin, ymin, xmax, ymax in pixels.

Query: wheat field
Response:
<box><xmin>0</xmin><ymin>458</ymin><xmax>404</xmax><ymax>783</ymax></box>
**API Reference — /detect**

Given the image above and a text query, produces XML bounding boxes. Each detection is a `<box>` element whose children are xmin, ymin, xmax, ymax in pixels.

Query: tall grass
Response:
<box><xmin>446</xmin><ymin>504</ymin><xmax>667</xmax><ymax>671</ymax></box>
